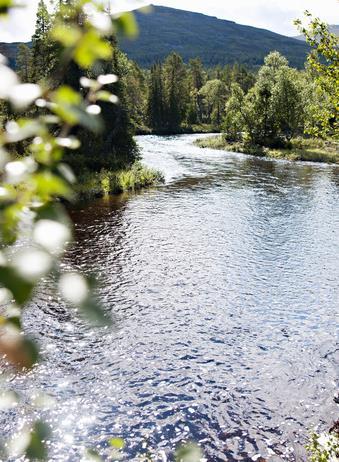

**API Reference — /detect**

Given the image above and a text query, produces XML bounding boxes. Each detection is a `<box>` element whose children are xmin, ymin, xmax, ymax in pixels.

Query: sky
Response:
<box><xmin>0</xmin><ymin>0</ymin><xmax>338</xmax><ymax>42</ymax></box>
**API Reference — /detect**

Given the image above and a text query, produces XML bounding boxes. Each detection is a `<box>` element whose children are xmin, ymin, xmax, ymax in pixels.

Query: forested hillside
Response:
<box><xmin>119</xmin><ymin>5</ymin><xmax>309</xmax><ymax>68</ymax></box>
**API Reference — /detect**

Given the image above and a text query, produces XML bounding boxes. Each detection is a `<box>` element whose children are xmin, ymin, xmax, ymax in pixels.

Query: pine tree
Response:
<box><xmin>16</xmin><ymin>44</ymin><xmax>32</xmax><ymax>82</ymax></box>
<box><xmin>31</xmin><ymin>0</ymin><xmax>52</xmax><ymax>82</ymax></box>
<box><xmin>71</xmin><ymin>37</ymin><xmax>138</xmax><ymax>171</ymax></box>
<box><xmin>147</xmin><ymin>63</ymin><xmax>165</xmax><ymax>131</ymax></box>
<box><xmin>187</xmin><ymin>58</ymin><xmax>206</xmax><ymax>124</ymax></box>
<box><xmin>163</xmin><ymin>52</ymin><xmax>188</xmax><ymax>131</ymax></box>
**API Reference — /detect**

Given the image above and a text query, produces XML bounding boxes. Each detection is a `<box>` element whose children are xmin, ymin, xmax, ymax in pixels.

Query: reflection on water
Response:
<box><xmin>2</xmin><ymin>135</ymin><xmax>339</xmax><ymax>461</ymax></box>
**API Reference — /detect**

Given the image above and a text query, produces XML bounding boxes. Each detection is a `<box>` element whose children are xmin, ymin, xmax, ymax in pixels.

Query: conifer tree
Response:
<box><xmin>187</xmin><ymin>58</ymin><xmax>206</xmax><ymax>124</ymax></box>
<box><xmin>16</xmin><ymin>44</ymin><xmax>32</xmax><ymax>82</ymax></box>
<box><xmin>147</xmin><ymin>63</ymin><xmax>165</xmax><ymax>131</ymax></box>
<box><xmin>163</xmin><ymin>52</ymin><xmax>188</xmax><ymax>131</ymax></box>
<box><xmin>31</xmin><ymin>0</ymin><xmax>52</xmax><ymax>82</ymax></box>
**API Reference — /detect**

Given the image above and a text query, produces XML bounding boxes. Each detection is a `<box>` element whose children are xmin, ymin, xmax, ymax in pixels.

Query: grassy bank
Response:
<box><xmin>195</xmin><ymin>136</ymin><xmax>339</xmax><ymax>164</ymax></box>
<box><xmin>75</xmin><ymin>162</ymin><xmax>164</xmax><ymax>199</ymax></box>
<box><xmin>136</xmin><ymin>124</ymin><xmax>219</xmax><ymax>136</ymax></box>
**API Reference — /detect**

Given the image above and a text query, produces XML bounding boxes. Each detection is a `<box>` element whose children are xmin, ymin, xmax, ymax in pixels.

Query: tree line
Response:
<box><xmin>3</xmin><ymin>1</ymin><xmax>338</xmax><ymax>163</ymax></box>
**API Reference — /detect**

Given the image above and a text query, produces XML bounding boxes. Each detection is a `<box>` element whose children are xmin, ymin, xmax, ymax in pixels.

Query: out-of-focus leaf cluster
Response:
<box><xmin>0</xmin><ymin>1</ymin><xmax>139</xmax><ymax>459</ymax></box>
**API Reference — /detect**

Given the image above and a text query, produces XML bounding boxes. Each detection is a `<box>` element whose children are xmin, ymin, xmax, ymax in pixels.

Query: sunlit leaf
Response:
<box><xmin>51</xmin><ymin>86</ymin><xmax>103</xmax><ymax>132</ymax></box>
<box><xmin>51</xmin><ymin>23</ymin><xmax>81</xmax><ymax>47</ymax></box>
<box><xmin>74</xmin><ymin>30</ymin><xmax>112</xmax><ymax>68</ymax></box>
<box><xmin>114</xmin><ymin>11</ymin><xmax>138</xmax><ymax>39</ymax></box>
<box><xmin>0</xmin><ymin>0</ymin><xmax>19</xmax><ymax>16</ymax></box>
<box><xmin>109</xmin><ymin>438</ymin><xmax>125</xmax><ymax>450</ymax></box>
<box><xmin>32</xmin><ymin>171</ymin><xmax>73</xmax><ymax>200</ymax></box>
<box><xmin>96</xmin><ymin>91</ymin><xmax>119</xmax><ymax>104</ymax></box>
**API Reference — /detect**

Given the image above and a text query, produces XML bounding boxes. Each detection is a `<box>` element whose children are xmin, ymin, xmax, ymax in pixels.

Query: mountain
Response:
<box><xmin>119</xmin><ymin>5</ymin><xmax>309</xmax><ymax>68</ymax></box>
<box><xmin>0</xmin><ymin>42</ymin><xmax>25</xmax><ymax>68</ymax></box>
<box><xmin>294</xmin><ymin>24</ymin><xmax>339</xmax><ymax>41</ymax></box>
<box><xmin>0</xmin><ymin>5</ymin><xmax>310</xmax><ymax>69</ymax></box>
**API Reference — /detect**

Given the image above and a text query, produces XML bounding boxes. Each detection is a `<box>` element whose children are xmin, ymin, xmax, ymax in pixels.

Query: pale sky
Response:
<box><xmin>0</xmin><ymin>0</ymin><xmax>338</xmax><ymax>42</ymax></box>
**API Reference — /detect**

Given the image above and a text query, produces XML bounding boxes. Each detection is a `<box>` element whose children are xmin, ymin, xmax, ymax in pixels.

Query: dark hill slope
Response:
<box><xmin>0</xmin><ymin>42</ymin><xmax>24</xmax><ymax>68</ymax></box>
<box><xmin>119</xmin><ymin>5</ymin><xmax>309</xmax><ymax>68</ymax></box>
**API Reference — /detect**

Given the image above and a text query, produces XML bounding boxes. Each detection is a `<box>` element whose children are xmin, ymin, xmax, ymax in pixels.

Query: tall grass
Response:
<box><xmin>77</xmin><ymin>162</ymin><xmax>164</xmax><ymax>198</ymax></box>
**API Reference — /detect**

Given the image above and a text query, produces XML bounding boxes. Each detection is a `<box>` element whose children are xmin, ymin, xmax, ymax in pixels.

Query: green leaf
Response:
<box><xmin>1</xmin><ymin>202</ymin><xmax>22</xmax><ymax>244</ymax></box>
<box><xmin>51</xmin><ymin>24</ymin><xmax>81</xmax><ymax>47</ymax></box>
<box><xmin>109</xmin><ymin>438</ymin><xmax>125</xmax><ymax>450</ymax></box>
<box><xmin>0</xmin><ymin>0</ymin><xmax>17</xmax><ymax>16</ymax></box>
<box><xmin>74</xmin><ymin>30</ymin><xmax>112</xmax><ymax>68</ymax></box>
<box><xmin>96</xmin><ymin>90</ymin><xmax>118</xmax><ymax>104</ymax></box>
<box><xmin>0</xmin><ymin>266</ymin><xmax>34</xmax><ymax>306</ymax></box>
<box><xmin>32</xmin><ymin>171</ymin><xmax>73</xmax><ymax>200</ymax></box>
<box><xmin>51</xmin><ymin>86</ymin><xmax>103</xmax><ymax>132</ymax></box>
<box><xmin>25</xmin><ymin>421</ymin><xmax>50</xmax><ymax>461</ymax></box>
<box><xmin>115</xmin><ymin>11</ymin><xmax>138</xmax><ymax>39</ymax></box>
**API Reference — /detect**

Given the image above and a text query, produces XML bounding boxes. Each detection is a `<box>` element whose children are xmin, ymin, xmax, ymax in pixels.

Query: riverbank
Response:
<box><xmin>136</xmin><ymin>123</ymin><xmax>219</xmax><ymax>136</ymax></box>
<box><xmin>195</xmin><ymin>135</ymin><xmax>339</xmax><ymax>164</ymax></box>
<box><xmin>75</xmin><ymin>162</ymin><xmax>164</xmax><ymax>199</ymax></box>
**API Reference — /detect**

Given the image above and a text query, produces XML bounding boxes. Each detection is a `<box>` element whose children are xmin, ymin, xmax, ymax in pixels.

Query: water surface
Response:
<box><xmin>2</xmin><ymin>134</ymin><xmax>339</xmax><ymax>461</ymax></box>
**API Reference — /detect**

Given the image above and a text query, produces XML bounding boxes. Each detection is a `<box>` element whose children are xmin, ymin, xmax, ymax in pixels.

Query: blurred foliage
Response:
<box><xmin>0</xmin><ymin>0</ymin><xmax>141</xmax><ymax>459</ymax></box>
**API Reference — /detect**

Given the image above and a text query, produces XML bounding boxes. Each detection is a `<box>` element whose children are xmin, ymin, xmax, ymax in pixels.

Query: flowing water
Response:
<box><xmin>2</xmin><ymin>134</ymin><xmax>339</xmax><ymax>461</ymax></box>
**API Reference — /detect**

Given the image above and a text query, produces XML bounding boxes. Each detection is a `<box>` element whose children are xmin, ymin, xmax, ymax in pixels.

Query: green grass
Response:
<box><xmin>195</xmin><ymin>135</ymin><xmax>339</xmax><ymax>164</ymax></box>
<box><xmin>76</xmin><ymin>162</ymin><xmax>164</xmax><ymax>199</ymax></box>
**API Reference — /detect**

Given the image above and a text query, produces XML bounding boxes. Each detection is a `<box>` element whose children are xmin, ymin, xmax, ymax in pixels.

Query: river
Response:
<box><xmin>2</xmin><ymin>134</ymin><xmax>339</xmax><ymax>461</ymax></box>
